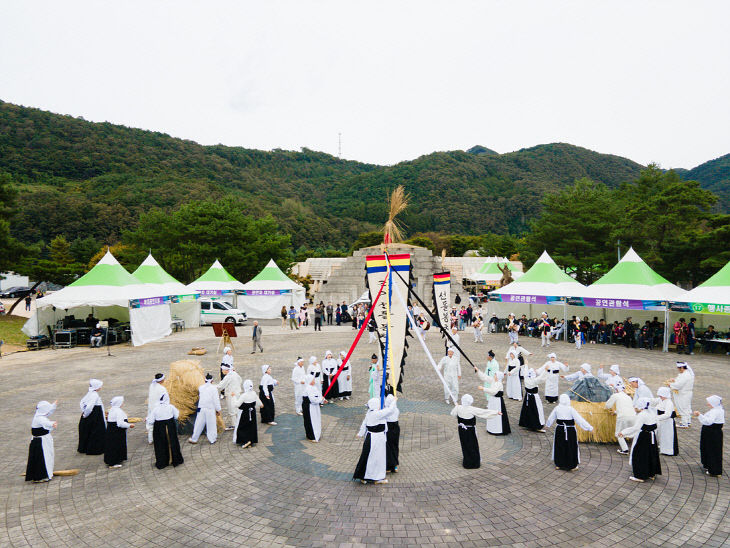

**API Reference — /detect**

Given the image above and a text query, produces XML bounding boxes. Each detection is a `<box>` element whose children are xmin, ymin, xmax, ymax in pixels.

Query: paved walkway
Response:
<box><xmin>1</xmin><ymin>324</ymin><xmax>728</xmax><ymax>547</ymax></box>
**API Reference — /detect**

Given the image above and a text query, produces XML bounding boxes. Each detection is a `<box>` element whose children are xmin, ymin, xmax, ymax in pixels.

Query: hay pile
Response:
<box><xmin>187</xmin><ymin>347</ymin><xmax>207</xmax><ymax>355</ymax></box>
<box><xmin>166</xmin><ymin>359</ymin><xmax>224</xmax><ymax>433</ymax></box>
<box><xmin>571</xmin><ymin>401</ymin><xmax>617</xmax><ymax>443</ymax></box>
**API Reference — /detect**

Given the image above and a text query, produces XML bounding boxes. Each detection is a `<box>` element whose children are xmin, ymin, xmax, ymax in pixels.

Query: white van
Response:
<box><xmin>199</xmin><ymin>299</ymin><xmax>248</xmax><ymax>325</ymax></box>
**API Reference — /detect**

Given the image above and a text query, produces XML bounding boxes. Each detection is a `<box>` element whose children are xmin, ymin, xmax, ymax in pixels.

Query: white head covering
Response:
<box><xmin>35</xmin><ymin>401</ymin><xmax>55</xmax><ymax>417</ymax></box>
<box><xmin>548</xmin><ymin>353</ymin><xmax>557</xmax><ymax>359</ymax></box>
<box><xmin>89</xmin><ymin>378</ymin><xmax>103</xmax><ymax>391</ymax></box>
<box><xmin>610</xmin><ymin>364</ymin><xmax>620</xmax><ymax>374</ymax></box>
<box><xmin>205</xmin><ymin>373</ymin><xmax>213</xmax><ymax>383</ymax></box>
<box><xmin>309</xmin><ymin>356</ymin><xmax>317</xmax><ymax>365</ymax></box>
<box><xmin>580</xmin><ymin>363</ymin><xmax>592</xmax><ymax>374</ymax></box>
<box><xmin>558</xmin><ymin>394</ymin><xmax>571</xmax><ymax>406</ymax></box>
<box><xmin>154</xmin><ymin>373</ymin><xmax>165</xmax><ymax>383</ymax></box>
<box><xmin>110</xmin><ymin>396</ymin><xmax>124</xmax><ymax>408</ymax></box>
<box><xmin>367</xmin><ymin>397</ymin><xmax>380</xmax><ymax>411</ymax></box>
<box><xmin>635</xmin><ymin>397</ymin><xmax>650</xmax><ymax>410</ymax></box>
<box><xmin>447</xmin><ymin>346</ymin><xmax>455</xmax><ymax>354</ymax></box>
<box><xmin>261</xmin><ymin>364</ymin><xmax>270</xmax><ymax>375</ymax></box>
<box><xmin>657</xmin><ymin>387</ymin><xmax>671</xmax><ymax>399</ymax></box>
<box><xmin>295</xmin><ymin>357</ymin><xmax>304</xmax><ymax>366</ymax></box>
<box><xmin>325</xmin><ymin>350</ymin><xmax>333</xmax><ymax>358</ymax></box>
<box><xmin>461</xmin><ymin>394</ymin><xmax>474</xmax><ymax>407</ymax></box>
<box><xmin>339</xmin><ymin>350</ymin><xmax>347</xmax><ymax>358</ymax></box>
<box><xmin>495</xmin><ymin>371</ymin><xmax>504</xmax><ymax>382</ymax></box>
<box><xmin>676</xmin><ymin>361</ymin><xmax>695</xmax><ymax>377</ymax></box>
<box><xmin>243</xmin><ymin>379</ymin><xmax>254</xmax><ymax>393</ymax></box>
<box><xmin>508</xmin><ymin>312</ymin><xmax>515</xmax><ymax>317</ymax></box>
<box><xmin>223</xmin><ymin>346</ymin><xmax>231</xmax><ymax>354</ymax></box>
<box><xmin>707</xmin><ymin>395</ymin><xmax>723</xmax><ymax>408</ymax></box>
<box><xmin>385</xmin><ymin>394</ymin><xmax>396</xmax><ymax>407</ymax></box>
<box><xmin>628</xmin><ymin>377</ymin><xmax>644</xmax><ymax>386</ymax></box>
<box><xmin>221</xmin><ymin>365</ymin><xmax>231</xmax><ymax>371</ymax></box>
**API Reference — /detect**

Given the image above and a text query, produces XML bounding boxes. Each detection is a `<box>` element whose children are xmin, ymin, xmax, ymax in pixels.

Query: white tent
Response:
<box><xmin>239</xmin><ymin>259</ymin><xmax>306</xmax><ymax>319</ymax></box>
<box><xmin>187</xmin><ymin>260</ymin><xmax>245</xmax><ymax>306</ymax></box>
<box><xmin>23</xmin><ymin>251</ymin><xmax>172</xmax><ymax>346</ymax></box>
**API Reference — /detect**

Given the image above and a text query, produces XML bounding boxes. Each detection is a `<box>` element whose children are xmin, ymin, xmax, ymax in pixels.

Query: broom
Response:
<box><xmin>22</xmin><ymin>469</ymin><xmax>79</xmax><ymax>477</ymax></box>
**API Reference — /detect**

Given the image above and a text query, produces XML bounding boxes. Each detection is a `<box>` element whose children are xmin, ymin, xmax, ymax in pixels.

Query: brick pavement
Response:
<box><xmin>1</xmin><ymin>323</ymin><xmax>728</xmax><ymax>547</ymax></box>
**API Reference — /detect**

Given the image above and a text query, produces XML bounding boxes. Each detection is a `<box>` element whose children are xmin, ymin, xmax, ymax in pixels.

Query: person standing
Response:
<box><xmin>291</xmin><ymin>357</ymin><xmax>307</xmax><ymax>415</ymax></box>
<box><xmin>288</xmin><ymin>306</ymin><xmax>299</xmax><ymax>330</ymax></box>
<box><xmin>546</xmin><ymin>394</ymin><xmax>594</xmax><ymax>471</ymax></box>
<box><xmin>251</xmin><ymin>321</ymin><xmax>263</xmax><ymax>353</ymax></box>
<box><xmin>335</xmin><ymin>306</ymin><xmax>342</xmax><ymax>326</ymax></box>
<box><xmin>314</xmin><ymin>304</ymin><xmax>323</xmax><ymax>331</ymax></box>
<box><xmin>232</xmin><ymin>380</ymin><xmax>263</xmax><ymax>448</ymax></box>
<box><xmin>652</xmin><ymin>387</ymin><xmax>678</xmax><ymax>456</ymax></box>
<box><xmin>220</xmin><ymin>345</ymin><xmax>233</xmax><ymax>380</ymax></box>
<box><xmin>147</xmin><ymin>373</ymin><xmax>167</xmax><ymax>444</ymax></box>
<box><xmin>694</xmin><ymin>395</ymin><xmax>724</xmax><ymax>477</ymax></box>
<box><xmin>259</xmin><ymin>365</ymin><xmax>278</xmax><ymax>425</ymax></box>
<box><xmin>302</xmin><ymin>374</ymin><xmax>324</xmax><ymax>442</ymax></box>
<box><xmin>619</xmin><ymin>398</ymin><xmax>661</xmax><ymax>483</ymax></box>
<box><xmin>473</xmin><ymin>315</ymin><xmax>484</xmax><ymax>343</ymax></box>
<box><xmin>475</xmin><ymin>350</ymin><xmax>499</xmax><ymax>403</ymax></box>
<box><xmin>624</xmin><ymin>317</ymin><xmax>636</xmax><ymax>348</ymax></box>
<box><xmin>368</xmin><ymin>354</ymin><xmax>381</xmax><ymax>399</ymax></box>
<box><xmin>437</xmin><ymin>348</ymin><xmax>461</xmax><ymax>404</ymax></box>
<box><xmin>628</xmin><ymin>377</ymin><xmax>653</xmax><ymax>407</ymax></box>
<box><xmin>337</xmin><ymin>350</ymin><xmax>353</xmax><ymax>400</ymax></box>
<box><xmin>519</xmin><ymin>367</ymin><xmax>547</xmax><ymax>432</ymax></box>
<box><xmin>25</xmin><ymin>294</ymin><xmax>32</xmax><ymax>311</ymax></box>
<box><xmin>368</xmin><ymin>317</ymin><xmax>378</xmax><ymax>344</ymax></box>
<box><xmin>539</xmin><ymin>313</ymin><xmax>552</xmax><ymax>347</ymax></box>
<box><xmin>572</xmin><ymin>318</ymin><xmax>583</xmax><ymax>349</ymax></box>
<box><xmin>673</xmin><ymin>318</ymin><xmax>687</xmax><ymax>353</ymax></box>
<box><xmin>450</xmin><ymin>394</ymin><xmax>500</xmax><ymax>469</ymax></box>
<box><xmin>104</xmin><ymin>396</ymin><xmax>134</xmax><ymax>468</ymax></box>
<box><xmin>384</xmin><ymin>394</ymin><xmax>401</xmax><ymax>474</ymax></box>
<box><xmin>26</xmin><ymin>400</ymin><xmax>57</xmax><ymax>483</ymax></box>
<box><xmin>218</xmin><ymin>364</ymin><xmax>243</xmax><ymax>430</ymax></box>
<box><xmin>353</xmin><ymin>397</ymin><xmax>397</xmax><ymax>484</ymax></box>
<box><xmin>280</xmin><ymin>306</ymin><xmax>287</xmax><ymax>328</ymax></box>
<box><xmin>147</xmin><ymin>393</ymin><xmax>183</xmax><ymax>469</ymax></box>
<box><xmin>322</xmin><ymin>350</ymin><xmax>339</xmax><ymax>401</ymax></box>
<box><xmin>537</xmin><ymin>353</ymin><xmax>568</xmax><ymax>403</ymax></box>
<box><xmin>481</xmin><ymin>371</ymin><xmax>511</xmax><ymax>436</ymax></box>
<box><xmin>504</xmin><ymin>343</ymin><xmax>527</xmax><ymax>401</ymax></box>
<box><xmin>307</xmin><ymin>356</ymin><xmax>323</xmax><ymax>396</ymax></box>
<box><xmin>605</xmin><ymin>387</ymin><xmax>636</xmax><ymax>455</ymax></box>
<box><xmin>669</xmin><ymin>361</ymin><xmax>694</xmax><ymax>428</ymax></box>
<box><xmin>507</xmin><ymin>313</ymin><xmax>519</xmax><ymax>343</ymax></box>
<box><xmin>597</xmin><ymin>364</ymin><xmax>625</xmax><ymax>392</ymax></box>
<box><xmin>189</xmin><ymin>373</ymin><xmax>221</xmax><ymax>445</ymax></box>
<box><xmin>78</xmin><ymin>379</ymin><xmax>106</xmax><ymax>455</ymax></box>
<box><xmin>326</xmin><ymin>302</ymin><xmax>334</xmax><ymax>325</ymax></box>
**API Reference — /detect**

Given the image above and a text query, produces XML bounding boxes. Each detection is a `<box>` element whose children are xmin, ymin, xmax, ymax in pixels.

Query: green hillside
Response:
<box><xmin>683</xmin><ymin>153</ymin><xmax>730</xmax><ymax>212</ymax></box>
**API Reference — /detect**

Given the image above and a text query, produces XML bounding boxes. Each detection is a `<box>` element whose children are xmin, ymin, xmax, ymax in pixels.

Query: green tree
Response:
<box><xmin>403</xmin><ymin>236</ymin><xmax>435</xmax><ymax>251</ymax></box>
<box><xmin>350</xmin><ymin>231</ymin><xmax>384</xmax><ymax>251</ymax></box>
<box><xmin>49</xmin><ymin>235</ymin><xmax>74</xmax><ymax>265</ymax></box>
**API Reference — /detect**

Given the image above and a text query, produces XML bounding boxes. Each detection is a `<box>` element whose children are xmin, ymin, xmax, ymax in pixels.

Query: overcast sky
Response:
<box><xmin>1</xmin><ymin>1</ymin><xmax>729</xmax><ymax>168</ymax></box>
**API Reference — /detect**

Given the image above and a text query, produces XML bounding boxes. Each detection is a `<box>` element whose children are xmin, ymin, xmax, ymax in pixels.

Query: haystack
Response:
<box><xmin>166</xmin><ymin>359</ymin><xmax>224</xmax><ymax>434</ymax></box>
<box><xmin>569</xmin><ymin>376</ymin><xmax>616</xmax><ymax>443</ymax></box>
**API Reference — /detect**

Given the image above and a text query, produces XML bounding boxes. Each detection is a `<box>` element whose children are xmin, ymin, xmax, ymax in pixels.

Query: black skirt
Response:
<box><xmin>302</xmin><ymin>396</ymin><xmax>315</xmax><ymax>440</ymax></box>
<box><xmin>519</xmin><ymin>388</ymin><xmax>543</xmax><ymax>430</ymax></box>
<box><xmin>353</xmin><ymin>433</ymin><xmax>372</xmax><ymax>480</ymax></box>
<box><xmin>235</xmin><ymin>401</ymin><xmax>258</xmax><ymax>446</ymax></box>
<box><xmin>553</xmin><ymin>419</ymin><xmax>579</xmax><ymax>470</ymax></box>
<box><xmin>152</xmin><ymin>418</ymin><xmax>184</xmax><ymax>469</ymax></box>
<box><xmin>26</xmin><ymin>427</ymin><xmax>50</xmax><ymax>482</ymax></box>
<box><xmin>700</xmin><ymin>423</ymin><xmax>723</xmax><ymax>476</ymax></box>
<box><xmin>259</xmin><ymin>385</ymin><xmax>276</xmax><ymax>423</ymax></box>
<box><xmin>78</xmin><ymin>405</ymin><xmax>106</xmax><ymax>455</ymax></box>
<box><xmin>104</xmin><ymin>421</ymin><xmax>128</xmax><ymax>466</ymax></box>
<box><xmin>489</xmin><ymin>391</ymin><xmax>511</xmax><ymax>436</ymax></box>
<box><xmin>323</xmin><ymin>373</ymin><xmax>339</xmax><ymax>399</ymax></box>
<box><xmin>545</xmin><ymin>396</ymin><xmax>558</xmax><ymax>403</ymax></box>
<box><xmin>631</xmin><ymin>424</ymin><xmax>662</xmax><ymax>480</ymax></box>
<box><xmin>386</xmin><ymin>420</ymin><xmax>400</xmax><ymax>472</ymax></box>
<box><xmin>457</xmin><ymin>416</ymin><xmax>480</xmax><ymax>469</ymax></box>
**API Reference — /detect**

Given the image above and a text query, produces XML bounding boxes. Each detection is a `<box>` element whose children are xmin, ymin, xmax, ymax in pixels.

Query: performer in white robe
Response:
<box><xmin>538</xmin><ymin>353</ymin><xmax>568</xmax><ymax>403</ymax></box>
<box><xmin>26</xmin><ymin>400</ymin><xmax>57</xmax><ymax>482</ymax></box>
<box><xmin>507</xmin><ymin>313</ymin><xmax>519</xmax><ymax>344</ymax></box>
<box><xmin>190</xmin><ymin>373</ymin><xmax>221</xmax><ymax>444</ymax></box>
<box><xmin>619</xmin><ymin>398</ymin><xmax>661</xmax><ymax>482</ymax></box>
<box><xmin>475</xmin><ymin>350</ymin><xmax>499</xmax><ymax>403</ymax></box>
<box><xmin>259</xmin><ymin>365</ymin><xmax>278</xmax><ymax>425</ymax></box>
<box><xmin>302</xmin><ymin>374</ymin><xmax>324</xmax><ymax>442</ymax></box>
<box><xmin>669</xmin><ymin>361</ymin><xmax>694</xmax><ymax>427</ymax></box>
<box><xmin>450</xmin><ymin>394</ymin><xmax>500</xmax><ymax>469</ymax></box>
<box><xmin>146</xmin><ymin>373</ymin><xmax>167</xmax><ymax>444</ymax></box>
<box><xmin>447</xmin><ymin>327</ymin><xmax>461</xmax><ymax>364</ymax></box>
<box><xmin>605</xmin><ymin>387</ymin><xmax>636</xmax><ymax>454</ymax></box>
<box><xmin>437</xmin><ymin>348</ymin><xmax>461</xmax><ymax>404</ymax></box>
<box><xmin>368</xmin><ymin>354</ymin><xmax>381</xmax><ymax>399</ymax></box>
<box><xmin>384</xmin><ymin>394</ymin><xmax>401</xmax><ymax>473</ymax></box>
<box><xmin>504</xmin><ymin>345</ymin><xmax>525</xmax><ymax>401</ymax></box>
<box><xmin>482</xmin><ymin>371</ymin><xmax>510</xmax><ymax>435</ymax></box>
<box><xmin>353</xmin><ymin>397</ymin><xmax>397</xmax><ymax>484</ymax></box>
<box><xmin>546</xmin><ymin>394</ymin><xmax>593</xmax><ymax>471</ymax></box>
<box><xmin>519</xmin><ymin>367</ymin><xmax>547</xmax><ymax>431</ymax></box>
<box><xmin>322</xmin><ymin>350</ymin><xmax>339</xmax><ymax>402</ymax></box>
<box><xmin>232</xmin><ymin>380</ymin><xmax>263</xmax><ymax>447</ymax></box>
<box><xmin>220</xmin><ymin>346</ymin><xmax>234</xmax><ymax>381</ymax></box>
<box><xmin>337</xmin><ymin>350</ymin><xmax>353</xmax><ymax>400</ymax></box>
<box><xmin>218</xmin><ymin>364</ymin><xmax>243</xmax><ymax>429</ymax></box>
<box><xmin>473</xmin><ymin>316</ymin><xmax>484</xmax><ymax>343</ymax></box>
<box><xmin>78</xmin><ymin>378</ymin><xmax>106</xmax><ymax>455</ymax></box>
<box><xmin>651</xmin><ymin>387</ymin><xmax>678</xmax><ymax>456</ymax></box>
<box><xmin>628</xmin><ymin>377</ymin><xmax>653</xmax><ymax>407</ymax></box>
<box><xmin>291</xmin><ymin>357</ymin><xmax>307</xmax><ymax>415</ymax></box>
<box><xmin>597</xmin><ymin>364</ymin><xmax>625</xmax><ymax>392</ymax></box>
<box><xmin>563</xmin><ymin>363</ymin><xmax>594</xmax><ymax>383</ymax></box>
<box><xmin>694</xmin><ymin>395</ymin><xmax>724</xmax><ymax>476</ymax></box>
<box><xmin>147</xmin><ymin>393</ymin><xmax>183</xmax><ymax>469</ymax></box>
<box><xmin>307</xmin><ymin>356</ymin><xmax>323</xmax><ymax>396</ymax></box>
<box><xmin>105</xmin><ymin>396</ymin><xmax>133</xmax><ymax>467</ymax></box>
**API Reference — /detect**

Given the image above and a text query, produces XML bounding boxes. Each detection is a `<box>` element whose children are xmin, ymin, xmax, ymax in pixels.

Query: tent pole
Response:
<box><xmin>663</xmin><ymin>306</ymin><xmax>669</xmax><ymax>352</ymax></box>
<box><xmin>563</xmin><ymin>299</ymin><xmax>567</xmax><ymax>342</ymax></box>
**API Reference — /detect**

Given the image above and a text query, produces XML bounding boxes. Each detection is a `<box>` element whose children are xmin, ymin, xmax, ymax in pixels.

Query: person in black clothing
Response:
<box><xmin>702</xmin><ymin>326</ymin><xmax>719</xmax><ymax>353</ymax></box>
<box><xmin>624</xmin><ymin>317</ymin><xmax>636</xmax><ymax>348</ymax></box>
<box><xmin>686</xmin><ymin>318</ymin><xmax>697</xmax><ymax>355</ymax></box>
<box><xmin>597</xmin><ymin>319</ymin><xmax>610</xmax><ymax>344</ymax></box>
<box><xmin>314</xmin><ymin>305</ymin><xmax>323</xmax><ymax>331</ymax></box>
<box><xmin>454</xmin><ymin>294</ymin><xmax>461</xmax><ymax>305</ymax></box>
<box><xmin>639</xmin><ymin>321</ymin><xmax>654</xmax><ymax>350</ymax></box>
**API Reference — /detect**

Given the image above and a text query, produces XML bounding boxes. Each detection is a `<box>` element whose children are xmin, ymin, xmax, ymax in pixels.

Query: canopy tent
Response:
<box><xmin>22</xmin><ymin>251</ymin><xmax>172</xmax><ymax>346</ymax></box>
<box><xmin>187</xmin><ymin>260</ymin><xmax>245</xmax><ymax>305</ymax></box>
<box><xmin>466</xmin><ymin>260</ymin><xmax>524</xmax><ymax>285</ymax></box>
<box><xmin>239</xmin><ymin>259</ymin><xmax>306</xmax><ymax>318</ymax></box>
<box><xmin>132</xmin><ymin>254</ymin><xmax>200</xmax><ymax>328</ymax></box>
<box><xmin>668</xmin><ymin>260</ymin><xmax>730</xmax><ymax>331</ymax></box>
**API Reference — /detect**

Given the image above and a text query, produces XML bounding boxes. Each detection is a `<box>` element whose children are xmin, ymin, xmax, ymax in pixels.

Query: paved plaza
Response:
<box><xmin>1</xmin><ymin>322</ymin><xmax>729</xmax><ymax>547</ymax></box>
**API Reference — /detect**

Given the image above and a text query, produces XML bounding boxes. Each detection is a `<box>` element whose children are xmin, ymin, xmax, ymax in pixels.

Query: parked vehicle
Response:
<box><xmin>199</xmin><ymin>299</ymin><xmax>248</xmax><ymax>325</ymax></box>
<box><xmin>0</xmin><ymin>286</ymin><xmax>33</xmax><ymax>299</ymax></box>
<box><xmin>0</xmin><ymin>302</ymin><xmax>5</xmax><ymax>315</ymax></box>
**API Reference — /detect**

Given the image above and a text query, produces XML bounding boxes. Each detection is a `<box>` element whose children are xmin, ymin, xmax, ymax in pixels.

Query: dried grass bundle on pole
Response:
<box><xmin>166</xmin><ymin>359</ymin><xmax>224</xmax><ymax>433</ymax></box>
<box><xmin>382</xmin><ymin>185</ymin><xmax>409</xmax><ymax>244</ymax></box>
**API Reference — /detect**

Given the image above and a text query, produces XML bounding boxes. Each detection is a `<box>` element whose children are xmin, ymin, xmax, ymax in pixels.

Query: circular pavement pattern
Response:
<box><xmin>1</xmin><ymin>324</ymin><xmax>728</xmax><ymax>547</ymax></box>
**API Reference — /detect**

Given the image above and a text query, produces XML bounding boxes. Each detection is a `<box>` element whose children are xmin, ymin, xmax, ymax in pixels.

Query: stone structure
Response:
<box><xmin>313</xmin><ymin>243</ymin><xmax>464</xmax><ymax>308</ymax></box>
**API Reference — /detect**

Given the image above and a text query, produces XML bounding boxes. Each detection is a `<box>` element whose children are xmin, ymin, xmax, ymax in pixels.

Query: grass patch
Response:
<box><xmin>0</xmin><ymin>315</ymin><xmax>28</xmax><ymax>346</ymax></box>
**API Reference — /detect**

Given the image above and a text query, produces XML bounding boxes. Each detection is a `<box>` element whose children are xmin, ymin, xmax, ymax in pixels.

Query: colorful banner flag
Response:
<box><xmin>432</xmin><ymin>272</ymin><xmax>451</xmax><ymax>328</ymax></box>
<box><xmin>366</xmin><ymin>253</ymin><xmax>411</xmax><ymax>393</ymax></box>
<box><xmin>669</xmin><ymin>301</ymin><xmax>730</xmax><ymax>315</ymax></box>
<box><xmin>129</xmin><ymin>296</ymin><xmax>169</xmax><ymax>308</ymax></box>
<box><xmin>241</xmin><ymin>289</ymin><xmax>292</xmax><ymax>296</ymax></box>
<box><xmin>489</xmin><ymin>293</ymin><xmax>564</xmax><ymax>305</ymax></box>
<box><xmin>568</xmin><ymin>296</ymin><xmax>666</xmax><ymax>311</ymax></box>
<box><xmin>197</xmin><ymin>289</ymin><xmax>233</xmax><ymax>296</ymax></box>
<box><xmin>170</xmin><ymin>294</ymin><xmax>199</xmax><ymax>303</ymax></box>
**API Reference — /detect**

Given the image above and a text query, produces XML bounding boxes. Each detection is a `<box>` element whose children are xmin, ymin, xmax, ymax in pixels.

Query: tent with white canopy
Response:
<box><xmin>187</xmin><ymin>260</ymin><xmax>245</xmax><ymax>305</ymax></box>
<box><xmin>239</xmin><ymin>259</ymin><xmax>306</xmax><ymax>319</ymax></box>
<box><xmin>668</xmin><ymin>259</ymin><xmax>730</xmax><ymax>331</ymax></box>
<box><xmin>466</xmin><ymin>259</ymin><xmax>524</xmax><ymax>285</ymax></box>
<box><xmin>132</xmin><ymin>254</ymin><xmax>200</xmax><ymax>328</ymax></box>
<box><xmin>22</xmin><ymin>251</ymin><xmax>172</xmax><ymax>346</ymax></box>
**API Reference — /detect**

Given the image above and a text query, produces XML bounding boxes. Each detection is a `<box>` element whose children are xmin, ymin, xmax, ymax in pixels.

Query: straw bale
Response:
<box><xmin>571</xmin><ymin>401</ymin><xmax>617</xmax><ymax>444</ymax></box>
<box><xmin>166</xmin><ymin>359</ymin><xmax>224</xmax><ymax>432</ymax></box>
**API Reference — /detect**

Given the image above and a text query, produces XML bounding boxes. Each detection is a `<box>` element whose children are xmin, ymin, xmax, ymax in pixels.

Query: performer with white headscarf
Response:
<box><xmin>353</xmin><ymin>397</ymin><xmax>397</xmax><ymax>484</ymax></box>
<box><xmin>519</xmin><ymin>367</ymin><xmax>547</xmax><ymax>431</ymax></box>
<box><xmin>384</xmin><ymin>394</ymin><xmax>400</xmax><ymax>473</ymax></box>
<box><xmin>669</xmin><ymin>361</ymin><xmax>694</xmax><ymax>427</ymax></box>
<box><xmin>450</xmin><ymin>394</ymin><xmax>500</xmax><ymax>468</ymax></box>
<box><xmin>563</xmin><ymin>363</ymin><xmax>594</xmax><ymax>383</ymax></box>
<box><xmin>337</xmin><ymin>350</ymin><xmax>353</xmax><ymax>400</ymax></box>
<box><xmin>147</xmin><ymin>393</ymin><xmax>183</xmax><ymax>469</ymax></box>
<box><xmin>694</xmin><ymin>395</ymin><xmax>724</xmax><ymax>476</ymax></box>
<box><xmin>322</xmin><ymin>350</ymin><xmax>339</xmax><ymax>401</ymax></box>
<box><xmin>619</xmin><ymin>397</ymin><xmax>661</xmax><ymax>482</ymax></box>
<box><xmin>504</xmin><ymin>344</ymin><xmax>523</xmax><ymax>401</ymax></box>
<box><xmin>307</xmin><ymin>356</ymin><xmax>323</xmax><ymax>396</ymax></box>
<box><xmin>232</xmin><ymin>379</ymin><xmax>262</xmax><ymax>448</ymax></box>
<box><xmin>537</xmin><ymin>353</ymin><xmax>567</xmax><ymax>403</ymax></box>
<box><xmin>302</xmin><ymin>374</ymin><xmax>324</xmax><ymax>442</ymax></box>
<box><xmin>78</xmin><ymin>378</ymin><xmax>106</xmax><ymax>455</ymax></box>
<box><xmin>437</xmin><ymin>347</ymin><xmax>461</xmax><ymax>404</ymax></box>
<box><xmin>147</xmin><ymin>373</ymin><xmax>167</xmax><ymax>444</ymax></box>
<box><xmin>26</xmin><ymin>400</ymin><xmax>57</xmax><ymax>482</ymax></box>
<box><xmin>291</xmin><ymin>357</ymin><xmax>307</xmax><ymax>415</ymax></box>
<box><xmin>597</xmin><ymin>364</ymin><xmax>625</xmax><ymax>392</ymax></box>
<box><xmin>546</xmin><ymin>394</ymin><xmax>594</xmax><ymax>471</ymax></box>
<box><xmin>652</xmin><ymin>387</ymin><xmax>678</xmax><ymax>456</ymax></box>
<box><xmin>605</xmin><ymin>386</ymin><xmax>636</xmax><ymax>455</ymax></box>
<box><xmin>475</xmin><ymin>350</ymin><xmax>499</xmax><ymax>403</ymax></box>
<box><xmin>104</xmin><ymin>396</ymin><xmax>133</xmax><ymax>467</ymax></box>
<box><xmin>482</xmin><ymin>371</ymin><xmax>511</xmax><ymax>435</ymax></box>
<box><xmin>220</xmin><ymin>345</ymin><xmax>233</xmax><ymax>380</ymax></box>
<box><xmin>218</xmin><ymin>363</ymin><xmax>243</xmax><ymax>429</ymax></box>
<box><xmin>628</xmin><ymin>377</ymin><xmax>653</xmax><ymax>406</ymax></box>
<box><xmin>259</xmin><ymin>365</ymin><xmax>278</xmax><ymax>425</ymax></box>
<box><xmin>189</xmin><ymin>373</ymin><xmax>221</xmax><ymax>444</ymax></box>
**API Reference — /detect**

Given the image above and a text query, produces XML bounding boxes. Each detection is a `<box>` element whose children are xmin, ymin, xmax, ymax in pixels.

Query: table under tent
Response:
<box><xmin>23</xmin><ymin>251</ymin><xmax>173</xmax><ymax>348</ymax></box>
<box><xmin>238</xmin><ymin>259</ymin><xmax>306</xmax><ymax>319</ymax></box>
<box><xmin>187</xmin><ymin>260</ymin><xmax>245</xmax><ymax>306</ymax></box>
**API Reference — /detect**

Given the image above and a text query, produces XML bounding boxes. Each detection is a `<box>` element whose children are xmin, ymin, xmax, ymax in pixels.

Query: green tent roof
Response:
<box><xmin>697</xmin><ymin>260</ymin><xmax>730</xmax><ymax>288</ymax></box>
<box><xmin>592</xmin><ymin>248</ymin><xmax>671</xmax><ymax>286</ymax></box>
<box><xmin>132</xmin><ymin>254</ymin><xmax>182</xmax><ymax>285</ymax></box>
<box><xmin>249</xmin><ymin>259</ymin><xmax>291</xmax><ymax>283</ymax></box>
<box><xmin>69</xmin><ymin>250</ymin><xmax>143</xmax><ymax>287</ymax></box>
<box><xmin>517</xmin><ymin>251</ymin><xmax>577</xmax><ymax>284</ymax></box>
<box><xmin>476</xmin><ymin>261</ymin><xmax>512</xmax><ymax>275</ymax></box>
<box><xmin>195</xmin><ymin>260</ymin><xmax>239</xmax><ymax>283</ymax></box>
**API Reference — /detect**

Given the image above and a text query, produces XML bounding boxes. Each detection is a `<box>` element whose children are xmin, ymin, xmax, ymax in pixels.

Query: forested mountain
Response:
<box><xmin>0</xmin><ymin>100</ymin><xmax>724</xmax><ymax>254</ymax></box>
<box><xmin>683</xmin><ymin>153</ymin><xmax>730</xmax><ymax>212</ymax></box>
